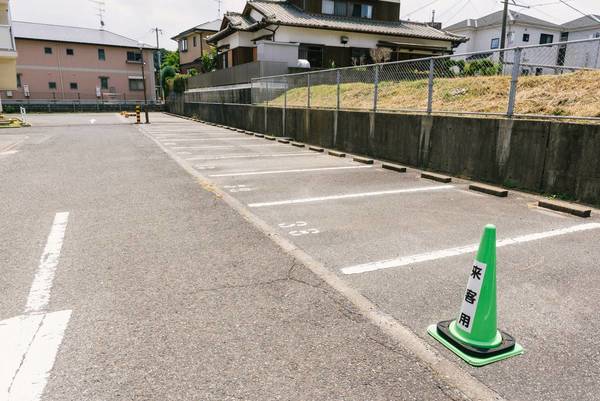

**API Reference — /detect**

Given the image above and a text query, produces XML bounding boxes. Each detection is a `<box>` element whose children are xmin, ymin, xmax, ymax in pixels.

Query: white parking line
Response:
<box><xmin>186</xmin><ymin>152</ymin><xmax>319</xmax><ymax>161</ymax></box>
<box><xmin>160</xmin><ymin>138</ymin><xmax>256</xmax><ymax>142</ymax></box>
<box><xmin>173</xmin><ymin>144</ymin><xmax>280</xmax><ymax>150</ymax></box>
<box><xmin>248</xmin><ymin>185</ymin><xmax>453</xmax><ymax>208</ymax></box>
<box><xmin>1</xmin><ymin>211</ymin><xmax>72</xmax><ymax>401</ymax></box>
<box><xmin>25</xmin><ymin>212</ymin><xmax>70</xmax><ymax>313</ymax></box>
<box><xmin>341</xmin><ymin>222</ymin><xmax>600</xmax><ymax>274</ymax></box>
<box><xmin>3</xmin><ymin>310</ymin><xmax>72</xmax><ymax>401</ymax></box>
<box><xmin>210</xmin><ymin>165</ymin><xmax>373</xmax><ymax>177</ymax></box>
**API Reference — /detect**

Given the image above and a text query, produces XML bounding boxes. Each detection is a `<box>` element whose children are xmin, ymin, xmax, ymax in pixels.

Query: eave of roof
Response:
<box><xmin>171</xmin><ymin>20</ymin><xmax>222</xmax><ymax>41</ymax></box>
<box><xmin>208</xmin><ymin>0</ymin><xmax>466</xmax><ymax>44</ymax></box>
<box><xmin>13</xmin><ymin>21</ymin><xmax>153</xmax><ymax>48</ymax></box>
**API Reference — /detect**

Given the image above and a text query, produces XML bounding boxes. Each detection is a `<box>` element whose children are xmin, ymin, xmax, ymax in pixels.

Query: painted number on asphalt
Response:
<box><xmin>224</xmin><ymin>184</ymin><xmax>253</xmax><ymax>193</ymax></box>
<box><xmin>278</xmin><ymin>221</ymin><xmax>320</xmax><ymax>236</ymax></box>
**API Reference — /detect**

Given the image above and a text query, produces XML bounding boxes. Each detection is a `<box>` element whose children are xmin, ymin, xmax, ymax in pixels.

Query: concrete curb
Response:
<box><xmin>422</xmin><ymin>172</ymin><xmax>452</xmax><ymax>183</ymax></box>
<box><xmin>265</xmin><ymin>136</ymin><xmax>276</xmax><ymax>141</ymax></box>
<box><xmin>328</xmin><ymin>150</ymin><xmax>346</xmax><ymax>158</ymax></box>
<box><xmin>353</xmin><ymin>156</ymin><xmax>374</xmax><ymax>164</ymax></box>
<box><xmin>309</xmin><ymin>146</ymin><xmax>324</xmax><ymax>152</ymax></box>
<box><xmin>469</xmin><ymin>183</ymin><xmax>509</xmax><ymax>197</ymax></box>
<box><xmin>254</xmin><ymin>133</ymin><xmax>264</xmax><ymax>138</ymax></box>
<box><xmin>382</xmin><ymin>163</ymin><xmax>407</xmax><ymax>173</ymax></box>
<box><xmin>290</xmin><ymin>142</ymin><xmax>305</xmax><ymax>148</ymax></box>
<box><xmin>538</xmin><ymin>199</ymin><xmax>591</xmax><ymax>218</ymax></box>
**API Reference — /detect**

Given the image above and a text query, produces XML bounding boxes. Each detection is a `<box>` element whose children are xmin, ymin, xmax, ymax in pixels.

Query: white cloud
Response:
<box><xmin>11</xmin><ymin>0</ymin><xmax>599</xmax><ymax>51</ymax></box>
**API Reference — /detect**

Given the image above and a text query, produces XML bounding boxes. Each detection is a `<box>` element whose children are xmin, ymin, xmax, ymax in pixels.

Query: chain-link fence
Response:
<box><xmin>250</xmin><ymin>37</ymin><xmax>600</xmax><ymax>121</ymax></box>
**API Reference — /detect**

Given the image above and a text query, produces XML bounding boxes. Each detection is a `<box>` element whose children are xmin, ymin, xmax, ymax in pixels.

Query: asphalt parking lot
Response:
<box><xmin>141</xmin><ymin>113</ymin><xmax>600</xmax><ymax>401</ymax></box>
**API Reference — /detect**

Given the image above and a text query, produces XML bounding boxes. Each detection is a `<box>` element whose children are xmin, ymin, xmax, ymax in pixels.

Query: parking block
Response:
<box><xmin>277</xmin><ymin>138</ymin><xmax>290</xmax><ymax>144</ymax></box>
<box><xmin>254</xmin><ymin>133</ymin><xmax>265</xmax><ymax>138</ymax></box>
<box><xmin>309</xmin><ymin>146</ymin><xmax>324</xmax><ymax>152</ymax></box>
<box><xmin>422</xmin><ymin>172</ymin><xmax>452</xmax><ymax>183</ymax></box>
<box><xmin>290</xmin><ymin>142</ymin><xmax>305</xmax><ymax>147</ymax></box>
<box><xmin>353</xmin><ymin>156</ymin><xmax>374</xmax><ymax>164</ymax></box>
<box><xmin>382</xmin><ymin>163</ymin><xmax>407</xmax><ymax>173</ymax></box>
<box><xmin>469</xmin><ymin>183</ymin><xmax>509</xmax><ymax>197</ymax></box>
<box><xmin>538</xmin><ymin>199</ymin><xmax>591</xmax><ymax>218</ymax></box>
<box><xmin>328</xmin><ymin>150</ymin><xmax>346</xmax><ymax>158</ymax></box>
<box><xmin>265</xmin><ymin>135</ymin><xmax>276</xmax><ymax>141</ymax></box>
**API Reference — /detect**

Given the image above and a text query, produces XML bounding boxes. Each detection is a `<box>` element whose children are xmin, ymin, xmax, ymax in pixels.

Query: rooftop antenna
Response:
<box><xmin>89</xmin><ymin>0</ymin><xmax>106</xmax><ymax>29</ymax></box>
<box><xmin>431</xmin><ymin>9</ymin><xmax>435</xmax><ymax>23</ymax></box>
<box><xmin>212</xmin><ymin>0</ymin><xmax>222</xmax><ymax>18</ymax></box>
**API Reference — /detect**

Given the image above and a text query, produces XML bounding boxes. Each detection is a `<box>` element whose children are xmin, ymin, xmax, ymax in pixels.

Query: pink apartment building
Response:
<box><xmin>9</xmin><ymin>21</ymin><xmax>156</xmax><ymax>102</ymax></box>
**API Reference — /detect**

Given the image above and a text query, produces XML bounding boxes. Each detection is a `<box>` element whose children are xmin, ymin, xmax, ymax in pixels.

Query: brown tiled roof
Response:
<box><xmin>208</xmin><ymin>0</ymin><xmax>465</xmax><ymax>43</ymax></box>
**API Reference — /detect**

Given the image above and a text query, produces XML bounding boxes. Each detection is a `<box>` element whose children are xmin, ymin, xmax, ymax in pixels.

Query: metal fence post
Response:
<box><xmin>336</xmin><ymin>69</ymin><xmax>341</xmax><ymax>111</ymax></box>
<box><xmin>373</xmin><ymin>65</ymin><xmax>379</xmax><ymax>112</ymax></box>
<box><xmin>334</xmin><ymin>69</ymin><xmax>340</xmax><ymax>148</ymax></box>
<box><xmin>427</xmin><ymin>58</ymin><xmax>435</xmax><ymax>114</ymax></box>
<box><xmin>507</xmin><ymin>48</ymin><xmax>522</xmax><ymax>118</ymax></box>
<box><xmin>283</xmin><ymin>78</ymin><xmax>287</xmax><ymax>137</ymax></box>
<box><xmin>265</xmin><ymin>80</ymin><xmax>269</xmax><ymax>133</ymax></box>
<box><xmin>307</xmin><ymin>73</ymin><xmax>311</xmax><ymax>109</ymax></box>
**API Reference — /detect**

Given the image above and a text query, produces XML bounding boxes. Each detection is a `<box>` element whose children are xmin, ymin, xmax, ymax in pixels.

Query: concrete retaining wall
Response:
<box><xmin>171</xmin><ymin>101</ymin><xmax>600</xmax><ymax>206</ymax></box>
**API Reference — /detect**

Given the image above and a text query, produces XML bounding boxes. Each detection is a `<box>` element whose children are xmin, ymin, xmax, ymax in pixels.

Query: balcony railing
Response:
<box><xmin>0</xmin><ymin>25</ymin><xmax>16</xmax><ymax>52</ymax></box>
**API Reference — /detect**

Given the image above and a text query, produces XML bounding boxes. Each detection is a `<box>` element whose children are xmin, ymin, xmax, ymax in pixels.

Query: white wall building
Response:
<box><xmin>445</xmin><ymin>10</ymin><xmax>600</xmax><ymax>74</ymax></box>
<box><xmin>445</xmin><ymin>10</ymin><xmax>562</xmax><ymax>54</ymax></box>
<box><xmin>561</xmin><ymin>14</ymin><xmax>600</xmax><ymax>68</ymax></box>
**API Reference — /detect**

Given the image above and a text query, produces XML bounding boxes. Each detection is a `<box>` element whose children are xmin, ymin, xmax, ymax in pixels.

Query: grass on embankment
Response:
<box><xmin>276</xmin><ymin>70</ymin><xmax>600</xmax><ymax>117</ymax></box>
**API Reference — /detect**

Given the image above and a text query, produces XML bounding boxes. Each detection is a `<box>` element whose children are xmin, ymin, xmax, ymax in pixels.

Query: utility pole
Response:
<box><xmin>499</xmin><ymin>0</ymin><xmax>529</xmax><ymax>65</ymax></box>
<box><xmin>500</xmin><ymin>0</ymin><xmax>509</xmax><ymax>52</ymax></box>
<box><xmin>139</xmin><ymin>46</ymin><xmax>150</xmax><ymax>124</ymax></box>
<box><xmin>152</xmin><ymin>27</ymin><xmax>163</xmax><ymax>101</ymax></box>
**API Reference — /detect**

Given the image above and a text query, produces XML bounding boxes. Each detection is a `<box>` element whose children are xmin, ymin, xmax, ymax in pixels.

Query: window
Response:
<box><xmin>361</xmin><ymin>4</ymin><xmax>372</xmax><ymax>18</ymax></box>
<box><xmin>351</xmin><ymin>48</ymin><xmax>371</xmax><ymax>65</ymax></box>
<box><xmin>594</xmin><ymin>32</ymin><xmax>600</xmax><ymax>39</ymax></box>
<box><xmin>98</xmin><ymin>48</ymin><xmax>106</xmax><ymax>61</ymax></box>
<box><xmin>129</xmin><ymin>78</ymin><xmax>144</xmax><ymax>91</ymax></box>
<box><xmin>540</xmin><ymin>33</ymin><xmax>554</xmax><ymax>44</ymax></box>
<box><xmin>48</xmin><ymin>82</ymin><xmax>57</xmax><ymax>90</ymax></box>
<box><xmin>16</xmin><ymin>73</ymin><xmax>22</xmax><ymax>88</ymax></box>
<box><xmin>490</xmin><ymin>38</ymin><xmax>500</xmax><ymax>49</ymax></box>
<box><xmin>193</xmin><ymin>35</ymin><xmax>197</xmax><ymax>47</ymax></box>
<box><xmin>99</xmin><ymin>77</ymin><xmax>109</xmax><ymax>90</ymax></box>
<box><xmin>322</xmin><ymin>0</ymin><xmax>334</xmax><ymax>14</ymax></box>
<box><xmin>334</xmin><ymin>0</ymin><xmax>347</xmax><ymax>16</ymax></box>
<box><xmin>299</xmin><ymin>44</ymin><xmax>324</xmax><ymax>68</ymax></box>
<box><xmin>44</xmin><ymin>47</ymin><xmax>53</xmax><ymax>54</ymax></box>
<box><xmin>127</xmin><ymin>51</ymin><xmax>142</xmax><ymax>62</ymax></box>
<box><xmin>179</xmin><ymin>38</ymin><xmax>188</xmax><ymax>52</ymax></box>
<box><xmin>522</xmin><ymin>33</ymin><xmax>530</xmax><ymax>42</ymax></box>
<box><xmin>70</xmin><ymin>82</ymin><xmax>78</xmax><ymax>90</ymax></box>
<box><xmin>66</xmin><ymin>48</ymin><xmax>74</xmax><ymax>55</ymax></box>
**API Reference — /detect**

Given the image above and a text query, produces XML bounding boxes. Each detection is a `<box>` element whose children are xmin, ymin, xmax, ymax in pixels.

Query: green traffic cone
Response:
<box><xmin>427</xmin><ymin>224</ymin><xmax>524</xmax><ymax>366</ymax></box>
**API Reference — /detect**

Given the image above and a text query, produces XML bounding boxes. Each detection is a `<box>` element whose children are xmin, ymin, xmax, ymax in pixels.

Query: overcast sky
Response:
<box><xmin>11</xmin><ymin>0</ymin><xmax>600</xmax><ymax>50</ymax></box>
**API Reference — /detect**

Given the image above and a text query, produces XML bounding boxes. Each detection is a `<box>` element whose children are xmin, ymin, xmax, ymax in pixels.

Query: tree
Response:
<box><xmin>161</xmin><ymin>65</ymin><xmax>177</xmax><ymax>97</ymax></box>
<box><xmin>161</xmin><ymin>50</ymin><xmax>180</xmax><ymax>71</ymax></box>
<box><xmin>369</xmin><ymin>48</ymin><xmax>392</xmax><ymax>64</ymax></box>
<box><xmin>200</xmin><ymin>48</ymin><xmax>218</xmax><ymax>73</ymax></box>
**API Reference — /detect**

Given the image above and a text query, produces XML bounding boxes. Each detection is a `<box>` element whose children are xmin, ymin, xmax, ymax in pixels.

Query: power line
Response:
<box><xmin>558</xmin><ymin>0</ymin><xmax>600</xmax><ymax>22</ymax></box>
<box><xmin>404</xmin><ymin>0</ymin><xmax>443</xmax><ymax>18</ymax></box>
<box><xmin>444</xmin><ymin>0</ymin><xmax>472</xmax><ymax>23</ymax></box>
